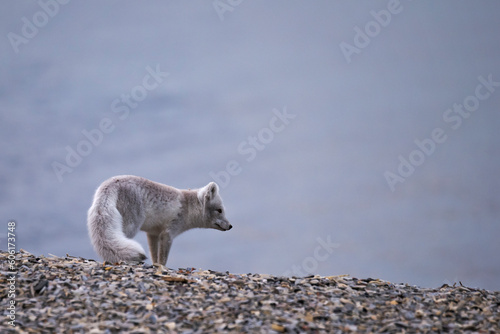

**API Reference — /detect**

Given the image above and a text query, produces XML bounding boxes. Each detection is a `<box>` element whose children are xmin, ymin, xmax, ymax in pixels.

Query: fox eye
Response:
<box><xmin>216</xmin><ymin>208</ymin><xmax>223</xmax><ymax>214</ymax></box>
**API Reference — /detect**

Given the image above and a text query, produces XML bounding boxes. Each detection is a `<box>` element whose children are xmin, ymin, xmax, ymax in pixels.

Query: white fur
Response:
<box><xmin>87</xmin><ymin>175</ymin><xmax>231</xmax><ymax>265</ymax></box>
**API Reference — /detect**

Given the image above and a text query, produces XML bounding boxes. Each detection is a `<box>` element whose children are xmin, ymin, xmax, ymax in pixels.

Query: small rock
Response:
<box><xmin>271</xmin><ymin>323</ymin><xmax>286</xmax><ymax>332</ymax></box>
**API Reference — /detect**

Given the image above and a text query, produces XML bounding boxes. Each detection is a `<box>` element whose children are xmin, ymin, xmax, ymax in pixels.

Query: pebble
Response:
<box><xmin>1</xmin><ymin>249</ymin><xmax>499</xmax><ymax>333</ymax></box>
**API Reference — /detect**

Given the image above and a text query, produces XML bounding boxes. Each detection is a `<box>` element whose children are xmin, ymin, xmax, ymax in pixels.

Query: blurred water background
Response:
<box><xmin>1</xmin><ymin>1</ymin><xmax>499</xmax><ymax>290</ymax></box>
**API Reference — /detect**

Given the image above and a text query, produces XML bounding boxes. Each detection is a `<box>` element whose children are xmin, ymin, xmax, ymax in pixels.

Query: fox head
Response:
<box><xmin>197</xmin><ymin>182</ymin><xmax>232</xmax><ymax>231</ymax></box>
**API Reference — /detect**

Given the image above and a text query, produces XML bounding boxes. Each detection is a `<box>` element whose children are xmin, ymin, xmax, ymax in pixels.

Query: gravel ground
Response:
<box><xmin>1</xmin><ymin>250</ymin><xmax>499</xmax><ymax>333</ymax></box>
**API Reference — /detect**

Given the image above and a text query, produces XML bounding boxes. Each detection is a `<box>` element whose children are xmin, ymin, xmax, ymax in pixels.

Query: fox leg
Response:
<box><xmin>157</xmin><ymin>232</ymin><xmax>172</xmax><ymax>266</ymax></box>
<box><xmin>147</xmin><ymin>233</ymin><xmax>159</xmax><ymax>264</ymax></box>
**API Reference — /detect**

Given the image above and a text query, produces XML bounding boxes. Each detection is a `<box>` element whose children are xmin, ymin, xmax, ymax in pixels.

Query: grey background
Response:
<box><xmin>1</xmin><ymin>1</ymin><xmax>499</xmax><ymax>290</ymax></box>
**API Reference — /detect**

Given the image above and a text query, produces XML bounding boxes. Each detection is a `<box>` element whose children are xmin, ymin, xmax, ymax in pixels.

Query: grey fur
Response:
<box><xmin>87</xmin><ymin>175</ymin><xmax>232</xmax><ymax>265</ymax></box>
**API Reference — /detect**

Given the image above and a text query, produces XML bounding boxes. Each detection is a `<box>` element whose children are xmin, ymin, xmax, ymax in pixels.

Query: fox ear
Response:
<box><xmin>205</xmin><ymin>182</ymin><xmax>219</xmax><ymax>201</ymax></box>
<box><xmin>197</xmin><ymin>182</ymin><xmax>219</xmax><ymax>205</ymax></box>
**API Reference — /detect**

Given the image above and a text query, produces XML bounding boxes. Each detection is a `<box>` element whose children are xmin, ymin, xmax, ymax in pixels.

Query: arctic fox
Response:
<box><xmin>87</xmin><ymin>175</ymin><xmax>232</xmax><ymax>265</ymax></box>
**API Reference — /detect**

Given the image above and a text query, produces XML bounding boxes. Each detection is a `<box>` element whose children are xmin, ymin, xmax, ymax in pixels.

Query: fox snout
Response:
<box><xmin>214</xmin><ymin>219</ymin><xmax>232</xmax><ymax>231</ymax></box>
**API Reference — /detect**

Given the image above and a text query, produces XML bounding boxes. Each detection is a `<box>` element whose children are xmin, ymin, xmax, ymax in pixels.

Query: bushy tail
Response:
<box><xmin>87</xmin><ymin>186</ymin><xmax>146</xmax><ymax>263</ymax></box>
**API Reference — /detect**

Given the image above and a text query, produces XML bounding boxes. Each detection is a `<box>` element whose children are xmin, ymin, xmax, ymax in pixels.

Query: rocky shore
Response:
<box><xmin>1</xmin><ymin>250</ymin><xmax>499</xmax><ymax>333</ymax></box>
